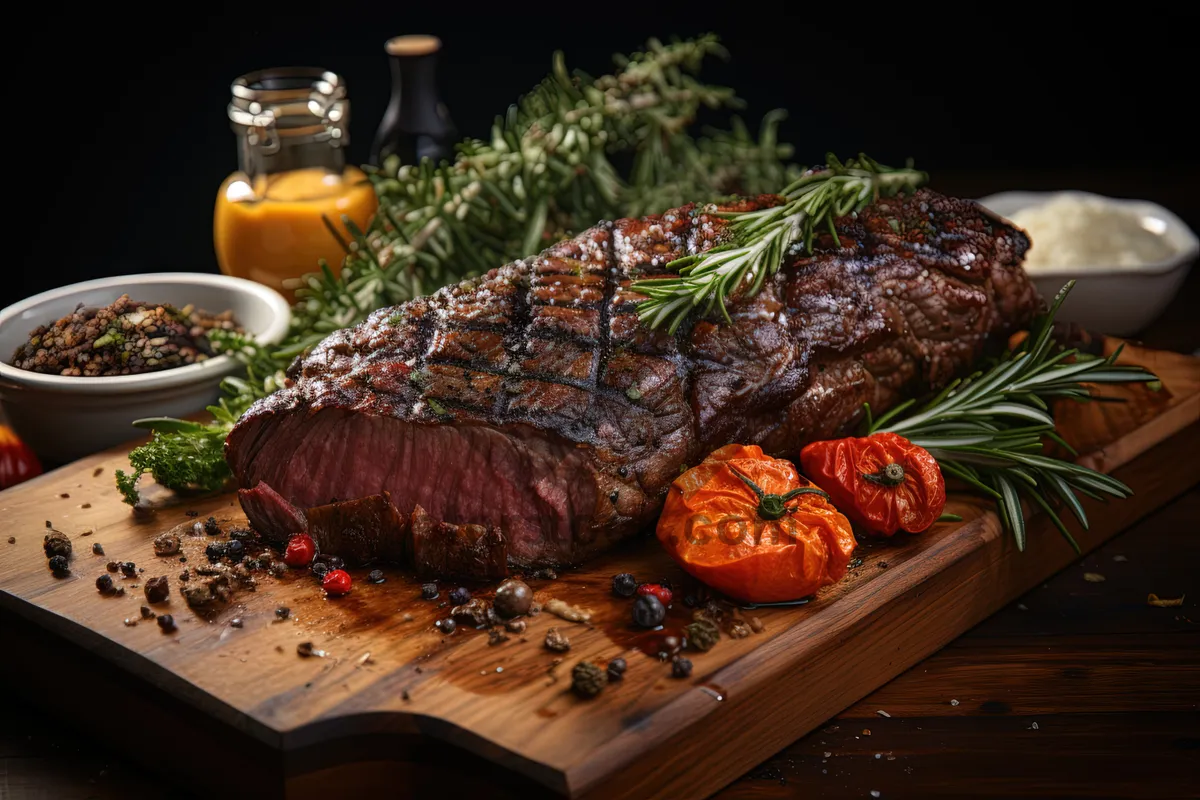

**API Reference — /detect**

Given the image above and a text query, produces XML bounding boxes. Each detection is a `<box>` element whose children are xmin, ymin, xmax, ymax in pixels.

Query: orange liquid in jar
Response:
<box><xmin>214</xmin><ymin>166</ymin><xmax>378</xmax><ymax>299</ymax></box>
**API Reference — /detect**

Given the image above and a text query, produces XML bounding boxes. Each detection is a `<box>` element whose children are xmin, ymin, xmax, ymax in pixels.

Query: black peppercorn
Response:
<box><xmin>607</xmin><ymin>657</ymin><xmax>627</xmax><ymax>681</ymax></box>
<box><xmin>225</xmin><ymin>540</ymin><xmax>245</xmax><ymax>563</ymax></box>
<box><xmin>435</xmin><ymin>618</ymin><xmax>457</xmax><ymax>634</ymax></box>
<box><xmin>92</xmin><ymin>543</ymin><xmax>104</xmax><ymax>556</ymax></box>
<box><xmin>96</xmin><ymin>574</ymin><xmax>115</xmax><ymax>595</ymax></box>
<box><xmin>315</xmin><ymin>553</ymin><xmax>345</xmax><ymax>571</ymax></box>
<box><xmin>449</xmin><ymin>586</ymin><xmax>471</xmax><ymax>605</ymax></box>
<box><xmin>632</xmin><ymin>594</ymin><xmax>666</xmax><ymax>628</ymax></box>
<box><xmin>178</xmin><ymin>570</ymin><xmax>190</xmax><ymax>582</ymax></box>
<box><xmin>571</xmin><ymin>661</ymin><xmax>607</xmax><ymax>698</ymax></box>
<box><xmin>275</xmin><ymin>607</ymin><xmax>290</xmax><ymax>620</ymax></box>
<box><xmin>120</xmin><ymin>561</ymin><xmax>137</xmax><ymax>578</ymax></box>
<box><xmin>106</xmin><ymin>561</ymin><xmax>120</xmax><ymax>573</ymax></box>
<box><xmin>671</xmin><ymin>656</ymin><xmax>693</xmax><ymax>678</ymax></box>
<box><xmin>311</xmin><ymin>562</ymin><xmax>329</xmax><ymax>579</ymax></box>
<box><xmin>420</xmin><ymin>582</ymin><xmax>439</xmax><ymax>600</ymax></box>
<box><xmin>368</xmin><ymin>569</ymin><xmax>386</xmax><ymax>584</ymax></box>
<box><xmin>144</xmin><ymin>576</ymin><xmax>170</xmax><ymax>604</ymax></box>
<box><xmin>204</xmin><ymin>542</ymin><xmax>226</xmax><ymax>562</ymax></box>
<box><xmin>203</xmin><ymin>516</ymin><xmax>221</xmax><ymax>536</ymax></box>
<box><xmin>611</xmin><ymin>572</ymin><xmax>638</xmax><ymax>598</ymax></box>
<box><xmin>48</xmin><ymin>555</ymin><xmax>69</xmax><ymax>575</ymax></box>
<box><xmin>157</xmin><ymin>614</ymin><xmax>176</xmax><ymax>632</ymax></box>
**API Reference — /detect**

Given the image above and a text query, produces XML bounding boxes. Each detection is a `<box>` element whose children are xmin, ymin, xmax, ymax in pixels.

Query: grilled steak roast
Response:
<box><xmin>226</xmin><ymin>188</ymin><xmax>1040</xmax><ymax>578</ymax></box>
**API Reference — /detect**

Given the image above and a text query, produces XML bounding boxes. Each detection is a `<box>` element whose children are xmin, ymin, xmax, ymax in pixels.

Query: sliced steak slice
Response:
<box><xmin>410</xmin><ymin>504</ymin><xmax>507</xmax><ymax>580</ymax></box>
<box><xmin>305</xmin><ymin>494</ymin><xmax>409</xmax><ymax>564</ymax></box>
<box><xmin>238</xmin><ymin>482</ymin><xmax>306</xmax><ymax>541</ymax></box>
<box><xmin>227</xmin><ymin>187</ymin><xmax>1041</xmax><ymax>575</ymax></box>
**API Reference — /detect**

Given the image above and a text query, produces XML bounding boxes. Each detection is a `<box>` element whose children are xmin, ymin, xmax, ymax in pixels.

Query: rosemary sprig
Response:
<box><xmin>631</xmin><ymin>154</ymin><xmax>928</xmax><ymax>333</ymax></box>
<box><xmin>871</xmin><ymin>280</ymin><xmax>1159</xmax><ymax>552</ymax></box>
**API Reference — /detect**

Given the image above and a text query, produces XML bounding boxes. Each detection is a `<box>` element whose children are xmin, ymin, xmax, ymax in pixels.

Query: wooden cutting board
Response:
<box><xmin>2</xmin><ymin>339</ymin><xmax>1198</xmax><ymax>800</ymax></box>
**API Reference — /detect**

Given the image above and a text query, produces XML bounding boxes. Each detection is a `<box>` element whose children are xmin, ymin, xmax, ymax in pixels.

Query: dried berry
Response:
<box><xmin>544</xmin><ymin>627</ymin><xmax>571</xmax><ymax>652</ymax></box>
<box><xmin>493</xmin><ymin>579</ymin><xmax>533</xmax><ymax>618</ymax></box>
<box><xmin>449</xmin><ymin>587</ymin><xmax>471</xmax><ymax>605</ymax></box>
<box><xmin>203</xmin><ymin>516</ymin><xmax>221</xmax><ymax>536</ymax></box>
<box><xmin>157</xmin><ymin>614</ymin><xmax>176</xmax><ymax>632</ymax></box>
<box><xmin>420</xmin><ymin>582</ymin><xmax>439</xmax><ymax>600</ymax></box>
<box><xmin>275</xmin><ymin>606</ymin><xmax>291</xmax><ymax>620</ymax></box>
<box><xmin>225</xmin><ymin>540</ymin><xmax>245</xmax><ymax>563</ymax></box>
<box><xmin>684</xmin><ymin>619</ymin><xmax>720</xmax><ymax>651</ymax></box>
<box><xmin>671</xmin><ymin>656</ymin><xmax>693</xmax><ymax>678</ymax></box>
<box><xmin>144</xmin><ymin>576</ymin><xmax>170</xmax><ymax>604</ymax></box>
<box><xmin>607</xmin><ymin>657</ymin><xmax>627</xmax><ymax>681</ymax></box>
<box><xmin>322</xmin><ymin>569</ymin><xmax>352</xmax><ymax>597</ymax></box>
<box><xmin>43</xmin><ymin>531</ymin><xmax>72</xmax><ymax>558</ymax></box>
<box><xmin>48</xmin><ymin>555</ymin><xmax>69</xmax><ymax>575</ymax></box>
<box><xmin>283</xmin><ymin>534</ymin><xmax>315</xmax><ymax>567</ymax></box>
<box><xmin>368</xmin><ymin>569</ymin><xmax>386</xmax><ymax>584</ymax></box>
<box><xmin>632</xmin><ymin>594</ymin><xmax>666</xmax><ymax>629</ymax></box>
<box><xmin>96</xmin><ymin>574</ymin><xmax>115</xmax><ymax>595</ymax></box>
<box><xmin>311</xmin><ymin>561</ymin><xmax>329</xmax><ymax>579</ymax></box>
<box><xmin>152</xmin><ymin>532</ymin><xmax>180</xmax><ymax>556</ymax></box>
<box><xmin>571</xmin><ymin>661</ymin><xmax>607</xmax><ymax>698</ymax></box>
<box><xmin>435</xmin><ymin>618</ymin><xmax>457</xmax><ymax>634</ymax></box>
<box><xmin>611</xmin><ymin>572</ymin><xmax>638</xmax><ymax>598</ymax></box>
<box><xmin>637</xmin><ymin>583</ymin><xmax>673</xmax><ymax>607</ymax></box>
<box><xmin>91</xmin><ymin>542</ymin><xmax>104</xmax><ymax>556</ymax></box>
<box><xmin>204</xmin><ymin>541</ymin><xmax>227</xmax><ymax>562</ymax></box>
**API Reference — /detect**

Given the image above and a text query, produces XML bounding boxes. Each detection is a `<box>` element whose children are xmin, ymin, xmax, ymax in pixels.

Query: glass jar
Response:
<box><xmin>213</xmin><ymin>67</ymin><xmax>378</xmax><ymax>300</ymax></box>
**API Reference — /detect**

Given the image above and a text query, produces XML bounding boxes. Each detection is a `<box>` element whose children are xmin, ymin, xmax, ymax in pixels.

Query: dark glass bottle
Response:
<box><xmin>370</xmin><ymin>35</ymin><xmax>457</xmax><ymax>167</ymax></box>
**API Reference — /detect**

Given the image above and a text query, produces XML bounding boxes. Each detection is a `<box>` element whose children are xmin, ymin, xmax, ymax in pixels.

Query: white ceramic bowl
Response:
<box><xmin>0</xmin><ymin>273</ymin><xmax>290</xmax><ymax>464</ymax></box>
<box><xmin>976</xmin><ymin>191</ymin><xmax>1198</xmax><ymax>336</ymax></box>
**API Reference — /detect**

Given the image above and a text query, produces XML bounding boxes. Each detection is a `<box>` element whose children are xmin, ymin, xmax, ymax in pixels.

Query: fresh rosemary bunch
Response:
<box><xmin>114</xmin><ymin>35</ymin><xmax>800</xmax><ymax>504</ymax></box>
<box><xmin>632</xmin><ymin>153</ymin><xmax>928</xmax><ymax>332</ymax></box>
<box><xmin>869</xmin><ymin>281</ymin><xmax>1159</xmax><ymax>552</ymax></box>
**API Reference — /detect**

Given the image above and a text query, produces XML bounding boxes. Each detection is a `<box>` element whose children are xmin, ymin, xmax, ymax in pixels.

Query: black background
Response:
<box><xmin>11</xmin><ymin>5</ymin><xmax>1197</xmax><ymax>309</ymax></box>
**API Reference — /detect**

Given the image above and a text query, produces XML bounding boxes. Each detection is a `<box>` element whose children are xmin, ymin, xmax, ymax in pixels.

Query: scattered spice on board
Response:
<box><xmin>43</xmin><ymin>532</ymin><xmax>72</xmax><ymax>558</ymax></box>
<box><xmin>157</xmin><ymin>614</ymin><xmax>175</xmax><ymax>632</ymax></box>
<box><xmin>544</xmin><ymin>627</ymin><xmax>571</xmax><ymax>652</ymax></box>
<box><xmin>92</xmin><ymin>543</ymin><xmax>104</xmax><ymax>555</ymax></box>
<box><xmin>1147</xmin><ymin>593</ymin><xmax>1185</xmax><ymax>607</ymax></box>
<box><xmin>545</xmin><ymin>598</ymin><xmax>591</xmax><ymax>623</ymax></box>
<box><xmin>1083</xmin><ymin>572</ymin><xmax>1106</xmax><ymax>582</ymax></box>
<box><xmin>144</xmin><ymin>576</ymin><xmax>170</xmax><ymax>603</ymax></box>
<box><xmin>571</xmin><ymin>661</ymin><xmax>607</xmax><ymax>698</ymax></box>
<box><xmin>492</xmin><ymin>579</ymin><xmax>533</xmax><ymax>618</ymax></box>
<box><xmin>671</xmin><ymin>656</ymin><xmax>693</xmax><ymax>678</ymax></box>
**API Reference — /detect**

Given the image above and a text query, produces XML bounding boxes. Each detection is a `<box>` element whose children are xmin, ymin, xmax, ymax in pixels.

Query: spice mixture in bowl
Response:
<box><xmin>0</xmin><ymin>273</ymin><xmax>289</xmax><ymax>464</ymax></box>
<box><xmin>10</xmin><ymin>294</ymin><xmax>244</xmax><ymax>377</ymax></box>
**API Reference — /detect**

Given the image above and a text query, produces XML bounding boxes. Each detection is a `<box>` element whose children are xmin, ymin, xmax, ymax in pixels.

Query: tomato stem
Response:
<box><xmin>864</xmin><ymin>462</ymin><xmax>906</xmax><ymax>487</ymax></box>
<box><xmin>727</xmin><ymin>463</ymin><xmax>829</xmax><ymax>521</ymax></box>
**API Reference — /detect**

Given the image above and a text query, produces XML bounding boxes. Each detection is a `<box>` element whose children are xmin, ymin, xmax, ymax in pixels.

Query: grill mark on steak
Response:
<box><xmin>227</xmin><ymin>188</ymin><xmax>1040</xmax><ymax>573</ymax></box>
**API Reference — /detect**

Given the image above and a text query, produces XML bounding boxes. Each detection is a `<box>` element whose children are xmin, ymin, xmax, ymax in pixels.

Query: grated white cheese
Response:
<box><xmin>1011</xmin><ymin>195</ymin><xmax>1174</xmax><ymax>271</ymax></box>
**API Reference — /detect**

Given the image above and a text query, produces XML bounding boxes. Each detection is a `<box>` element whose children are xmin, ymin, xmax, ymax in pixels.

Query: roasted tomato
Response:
<box><xmin>656</xmin><ymin>444</ymin><xmax>856</xmax><ymax>603</ymax></box>
<box><xmin>0</xmin><ymin>424</ymin><xmax>42</xmax><ymax>491</ymax></box>
<box><xmin>800</xmin><ymin>432</ymin><xmax>946</xmax><ymax>536</ymax></box>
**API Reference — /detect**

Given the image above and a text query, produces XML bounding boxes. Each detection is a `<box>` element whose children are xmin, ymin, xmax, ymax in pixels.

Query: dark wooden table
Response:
<box><xmin>2</xmin><ymin>170</ymin><xmax>1197</xmax><ymax>799</ymax></box>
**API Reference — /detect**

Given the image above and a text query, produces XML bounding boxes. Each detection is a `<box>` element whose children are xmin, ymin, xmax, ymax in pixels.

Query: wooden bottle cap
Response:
<box><xmin>385</xmin><ymin>35</ymin><xmax>442</xmax><ymax>57</ymax></box>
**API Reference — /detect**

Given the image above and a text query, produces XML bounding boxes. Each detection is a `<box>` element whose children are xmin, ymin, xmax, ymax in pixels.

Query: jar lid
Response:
<box><xmin>228</xmin><ymin>67</ymin><xmax>348</xmax><ymax>153</ymax></box>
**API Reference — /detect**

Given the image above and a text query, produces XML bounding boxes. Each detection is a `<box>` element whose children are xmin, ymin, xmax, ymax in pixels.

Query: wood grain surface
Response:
<box><xmin>1</xmin><ymin>340</ymin><xmax>1196</xmax><ymax>800</ymax></box>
